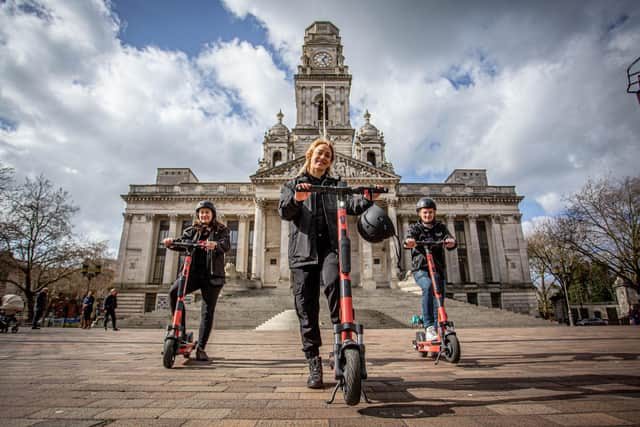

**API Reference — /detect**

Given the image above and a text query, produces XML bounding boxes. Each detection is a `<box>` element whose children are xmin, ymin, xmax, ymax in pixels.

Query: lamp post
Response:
<box><xmin>81</xmin><ymin>261</ymin><xmax>102</xmax><ymax>294</ymax></box>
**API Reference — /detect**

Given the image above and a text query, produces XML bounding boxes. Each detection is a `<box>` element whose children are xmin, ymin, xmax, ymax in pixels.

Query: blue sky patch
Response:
<box><xmin>112</xmin><ymin>0</ymin><xmax>267</xmax><ymax>58</ymax></box>
<box><xmin>0</xmin><ymin>116</ymin><xmax>17</xmax><ymax>132</ymax></box>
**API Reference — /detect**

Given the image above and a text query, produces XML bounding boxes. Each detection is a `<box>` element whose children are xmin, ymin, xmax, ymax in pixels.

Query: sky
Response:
<box><xmin>1</xmin><ymin>0</ymin><xmax>639</xmax><ymax>256</ymax></box>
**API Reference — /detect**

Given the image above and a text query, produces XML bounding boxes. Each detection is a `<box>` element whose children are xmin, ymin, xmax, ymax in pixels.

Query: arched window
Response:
<box><xmin>366</xmin><ymin>151</ymin><xmax>376</xmax><ymax>166</ymax></box>
<box><xmin>317</xmin><ymin>100</ymin><xmax>329</xmax><ymax>122</ymax></box>
<box><xmin>272</xmin><ymin>151</ymin><xmax>282</xmax><ymax>166</ymax></box>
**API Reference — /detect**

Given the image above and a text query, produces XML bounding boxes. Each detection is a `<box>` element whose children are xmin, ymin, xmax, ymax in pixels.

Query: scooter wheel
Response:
<box><xmin>163</xmin><ymin>339</ymin><xmax>176</xmax><ymax>369</ymax></box>
<box><xmin>343</xmin><ymin>348</ymin><xmax>362</xmax><ymax>406</ymax></box>
<box><xmin>442</xmin><ymin>334</ymin><xmax>461</xmax><ymax>363</ymax></box>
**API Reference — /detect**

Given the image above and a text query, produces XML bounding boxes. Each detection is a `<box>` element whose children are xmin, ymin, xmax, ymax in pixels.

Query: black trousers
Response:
<box><xmin>104</xmin><ymin>309</ymin><xmax>116</xmax><ymax>329</ymax></box>
<box><xmin>292</xmin><ymin>249</ymin><xmax>340</xmax><ymax>359</ymax></box>
<box><xmin>169</xmin><ymin>274</ymin><xmax>222</xmax><ymax>349</ymax></box>
<box><xmin>32</xmin><ymin>309</ymin><xmax>44</xmax><ymax>328</ymax></box>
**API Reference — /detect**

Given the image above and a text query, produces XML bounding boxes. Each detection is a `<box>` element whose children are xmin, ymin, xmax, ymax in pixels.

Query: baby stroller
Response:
<box><xmin>0</xmin><ymin>294</ymin><xmax>25</xmax><ymax>333</ymax></box>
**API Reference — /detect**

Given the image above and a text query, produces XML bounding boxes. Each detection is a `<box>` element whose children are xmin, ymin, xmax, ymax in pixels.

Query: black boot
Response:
<box><xmin>307</xmin><ymin>356</ymin><xmax>323</xmax><ymax>389</ymax></box>
<box><xmin>196</xmin><ymin>346</ymin><xmax>209</xmax><ymax>361</ymax></box>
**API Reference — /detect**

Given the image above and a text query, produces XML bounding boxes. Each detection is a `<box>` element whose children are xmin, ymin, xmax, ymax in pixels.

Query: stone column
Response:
<box><xmin>250</xmin><ymin>199</ymin><xmax>266</xmax><ymax>286</ymax></box>
<box><xmin>490</xmin><ymin>214</ymin><xmax>507</xmax><ymax>283</ymax></box>
<box><xmin>236</xmin><ymin>215</ymin><xmax>249</xmax><ymax>278</ymax></box>
<box><xmin>279</xmin><ymin>218</ymin><xmax>290</xmax><ymax>286</ymax></box>
<box><xmin>162</xmin><ymin>214</ymin><xmax>180</xmax><ymax>284</ymax></box>
<box><xmin>514</xmin><ymin>214</ymin><xmax>531</xmax><ymax>283</ymax></box>
<box><xmin>361</xmin><ymin>239</ymin><xmax>376</xmax><ymax>290</ymax></box>
<box><xmin>116</xmin><ymin>213</ymin><xmax>133</xmax><ymax>284</ymax></box>
<box><xmin>144</xmin><ymin>213</ymin><xmax>158</xmax><ymax>284</ymax></box>
<box><xmin>387</xmin><ymin>200</ymin><xmax>399</xmax><ymax>286</ymax></box>
<box><xmin>467</xmin><ymin>214</ymin><xmax>483</xmax><ymax>283</ymax></box>
<box><xmin>401</xmin><ymin>216</ymin><xmax>411</xmax><ymax>274</ymax></box>
<box><xmin>444</xmin><ymin>214</ymin><xmax>461</xmax><ymax>284</ymax></box>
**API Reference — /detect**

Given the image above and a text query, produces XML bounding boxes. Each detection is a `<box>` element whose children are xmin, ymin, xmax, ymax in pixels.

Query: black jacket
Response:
<box><xmin>35</xmin><ymin>291</ymin><xmax>47</xmax><ymax>311</ymax></box>
<box><xmin>170</xmin><ymin>222</ymin><xmax>230</xmax><ymax>282</ymax></box>
<box><xmin>279</xmin><ymin>174</ymin><xmax>373</xmax><ymax>268</ymax></box>
<box><xmin>103</xmin><ymin>294</ymin><xmax>117</xmax><ymax>310</ymax></box>
<box><xmin>405</xmin><ymin>220</ymin><xmax>456</xmax><ymax>276</ymax></box>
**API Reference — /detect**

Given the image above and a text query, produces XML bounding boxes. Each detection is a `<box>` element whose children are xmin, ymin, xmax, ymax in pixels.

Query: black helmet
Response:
<box><xmin>357</xmin><ymin>204</ymin><xmax>396</xmax><ymax>243</ymax></box>
<box><xmin>195</xmin><ymin>200</ymin><xmax>216</xmax><ymax>216</ymax></box>
<box><xmin>416</xmin><ymin>197</ymin><xmax>437</xmax><ymax>212</ymax></box>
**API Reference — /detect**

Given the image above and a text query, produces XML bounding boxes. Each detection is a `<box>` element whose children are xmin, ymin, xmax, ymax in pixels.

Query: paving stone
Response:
<box><xmin>0</xmin><ymin>326</ymin><xmax>638</xmax><ymax>425</ymax></box>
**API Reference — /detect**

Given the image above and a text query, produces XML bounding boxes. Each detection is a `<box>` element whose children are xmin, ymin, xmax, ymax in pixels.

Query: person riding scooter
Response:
<box><xmin>404</xmin><ymin>197</ymin><xmax>456</xmax><ymax>342</ymax></box>
<box><xmin>163</xmin><ymin>200</ymin><xmax>230</xmax><ymax>361</ymax></box>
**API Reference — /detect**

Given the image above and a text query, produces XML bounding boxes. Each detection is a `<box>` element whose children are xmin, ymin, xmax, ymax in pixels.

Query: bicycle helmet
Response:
<box><xmin>416</xmin><ymin>197</ymin><xmax>437</xmax><ymax>212</ymax></box>
<box><xmin>195</xmin><ymin>200</ymin><xmax>216</xmax><ymax>216</ymax></box>
<box><xmin>357</xmin><ymin>204</ymin><xmax>396</xmax><ymax>243</ymax></box>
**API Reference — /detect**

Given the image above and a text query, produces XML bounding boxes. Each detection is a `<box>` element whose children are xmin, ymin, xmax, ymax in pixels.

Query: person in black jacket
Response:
<box><xmin>103</xmin><ymin>288</ymin><xmax>119</xmax><ymax>331</ymax></box>
<box><xmin>278</xmin><ymin>138</ymin><xmax>380</xmax><ymax>388</ymax></box>
<box><xmin>163</xmin><ymin>200</ymin><xmax>230</xmax><ymax>361</ymax></box>
<box><xmin>404</xmin><ymin>197</ymin><xmax>456</xmax><ymax>341</ymax></box>
<box><xmin>31</xmin><ymin>287</ymin><xmax>48</xmax><ymax>329</ymax></box>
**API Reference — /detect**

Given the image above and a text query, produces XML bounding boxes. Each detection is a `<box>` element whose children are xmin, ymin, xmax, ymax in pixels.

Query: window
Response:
<box><xmin>491</xmin><ymin>292</ymin><xmax>501</xmax><ymax>309</ymax></box>
<box><xmin>144</xmin><ymin>293</ymin><xmax>156</xmax><ymax>313</ymax></box>
<box><xmin>317</xmin><ymin>99</ymin><xmax>329</xmax><ymax>122</ymax></box>
<box><xmin>247</xmin><ymin>221</ymin><xmax>254</xmax><ymax>276</ymax></box>
<box><xmin>467</xmin><ymin>292</ymin><xmax>478</xmax><ymax>305</ymax></box>
<box><xmin>477</xmin><ymin>220</ymin><xmax>493</xmax><ymax>282</ymax></box>
<box><xmin>366</xmin><ymin>151</ymin><xmax>376</xmax><ymax>166</ymax></box>
<box><xmin>454</xmin><ymin>220</ymin><xmax>469</xmax><ymax>282</ymax></box>
<box><xmin>272</xmin><ymin>151</ymin><xmax>282</xmax><ymax>166</ymax></box>
<box><xmin>152</xmin><ymin>220</ymin><xmax>170</xmax><ymax>283</ymax></box>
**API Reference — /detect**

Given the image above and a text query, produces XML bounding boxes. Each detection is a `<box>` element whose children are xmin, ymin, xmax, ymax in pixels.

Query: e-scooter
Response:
<box><xmin>299</xmin><ymin>182</ymin><xmax>388</xmax><ymax>406</ymax></box>
<box><xmin>162</xmin><ymin>240</ymin><xmax>206</xmax><ymax>368</ymax></box>
<box><xmin>408</xmin><ymin>240</ymin><xmax>461</xmax><ymax>364</ymax></box>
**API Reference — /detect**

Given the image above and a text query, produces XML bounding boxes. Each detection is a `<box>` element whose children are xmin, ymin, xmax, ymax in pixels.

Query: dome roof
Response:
<box><xmin>358</xmin><ymin>110</ymin><xmax>379</xmax><ymax>138</ymax></box>
<box><xmin>268</xmin><ymin>110</ymin><xmax>289</xmax><ymax>138</ymax></box>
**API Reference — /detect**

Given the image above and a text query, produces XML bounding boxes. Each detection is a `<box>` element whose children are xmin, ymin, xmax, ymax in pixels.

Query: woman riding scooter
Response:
<box><xmin>163</xmin><ymin>200</ymin><xmax>230</xmax><ymax>361</ymax></box>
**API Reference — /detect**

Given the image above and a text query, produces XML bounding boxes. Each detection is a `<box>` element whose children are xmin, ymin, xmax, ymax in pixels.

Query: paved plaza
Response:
<box><xmin>0</xmin><ymin>326</ymin><xmax>639</xmax><ymax>426</ymax></box>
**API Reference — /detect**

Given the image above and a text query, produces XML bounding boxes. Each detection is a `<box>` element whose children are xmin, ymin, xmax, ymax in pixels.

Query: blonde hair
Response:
<box><xmin>298</xmin><ymin>138</ymin><xmax>335</xmax><ymax>176</ymax></box>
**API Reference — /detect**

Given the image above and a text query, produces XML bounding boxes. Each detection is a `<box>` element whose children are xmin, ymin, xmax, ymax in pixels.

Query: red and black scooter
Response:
<box><xmin>162</xmin><ymin>240</ymin><xmax>206</xmax><ymax>368</ymax></box>
<box><xmin>300</xmin><ymin>183</ymin><xmax>388</xmax><ymax>406</ymax></box>
<box><xmin>409</xmin><ymin>240</ymin><xmax>461</xmax><ymax>364</ymax></box>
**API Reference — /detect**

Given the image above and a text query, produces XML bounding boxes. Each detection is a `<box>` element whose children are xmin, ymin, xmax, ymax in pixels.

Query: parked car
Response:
<box><xmin>576</xmin><ymin>317</ymin><xmax>608</xmax><ymax>326</ymax></box>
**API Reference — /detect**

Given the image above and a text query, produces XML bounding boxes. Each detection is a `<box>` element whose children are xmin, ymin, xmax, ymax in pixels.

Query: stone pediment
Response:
<box><xmin>250</xmin><ymin>153</ymin><xmax>399</xmax><ymax>183</ymax></box>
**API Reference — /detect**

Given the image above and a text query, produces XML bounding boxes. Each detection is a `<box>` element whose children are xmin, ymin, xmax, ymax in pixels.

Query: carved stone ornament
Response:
<box><xmin>251</xmin><ymin>152</ymin><xmax>399</xmax><ymax>181</ymax></box>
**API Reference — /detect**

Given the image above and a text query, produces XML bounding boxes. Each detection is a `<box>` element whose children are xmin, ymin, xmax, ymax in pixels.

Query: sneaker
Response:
<box><xmin>306</xmin><ymin>356</ymin><xmax>323</xmax><ymax>389</ymax></box>
<box><xmin>196</xmin><ymin>347</ymin><xmax>209</xmax><ymax>361</ymax></box>
<box><xmin>425</xmin><ymin>326</ymin><xmax>438</xmax><ymax>341</ymax></box>
<box><xmin>113</xmin><ymin>328</ymin><xmax>120</xmax><ymax>331</ymax></box>
<box><xmin>31</xmin><ymin>326</ymin><xmax>40</xmax><ymax>330</ymax></box>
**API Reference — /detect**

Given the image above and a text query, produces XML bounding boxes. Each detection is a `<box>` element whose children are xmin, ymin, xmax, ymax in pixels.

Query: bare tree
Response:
<box><xmin>562</xmin><ymin>176</ymin><xmax>640</xmax><ymax>286</ymax></box>
<box><xmin>0</xmin><ymin>174</ymin><xmax>91</xmax><ymax>319</ymax></box>
<box><xmin>527</xmin><ymin>218</ymin><xmax>583</xmax><ymax>326</ymax></box>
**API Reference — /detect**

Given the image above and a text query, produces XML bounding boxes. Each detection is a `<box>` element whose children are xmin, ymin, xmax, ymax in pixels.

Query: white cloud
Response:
<box><xmin>2</xmin><ymin>0</ymin><xmax>640</xmax><ymax>255</ymax></box>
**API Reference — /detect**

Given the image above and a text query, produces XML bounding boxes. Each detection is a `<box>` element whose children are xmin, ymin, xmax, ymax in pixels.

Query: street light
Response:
<box><xmin>80</xmin><ymin>261</ymin><xmax>102</xmax><ymax>294</ymax></box>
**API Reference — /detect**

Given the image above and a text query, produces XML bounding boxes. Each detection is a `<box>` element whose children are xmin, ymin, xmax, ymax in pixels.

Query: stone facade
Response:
<box><xmin>115</xmin><ymin>21</ymin><xmax>536</xmax><ymax>317</ymax></box>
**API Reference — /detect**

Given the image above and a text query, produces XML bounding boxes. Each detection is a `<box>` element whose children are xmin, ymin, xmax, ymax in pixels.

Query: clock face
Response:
<box><xmin>312</xmin><ymin>51</ymin><xmax>332</xmax><ymax>68</ymax></box>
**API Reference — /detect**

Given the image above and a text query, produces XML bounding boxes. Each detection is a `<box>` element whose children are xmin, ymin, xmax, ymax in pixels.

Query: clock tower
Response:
<box><xmin>292</xmin><ymin>21</ymin><xmax>354</xmax><ymax>157</ymax></box>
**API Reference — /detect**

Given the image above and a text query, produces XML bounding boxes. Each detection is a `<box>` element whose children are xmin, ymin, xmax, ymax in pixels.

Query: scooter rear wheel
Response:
<box><xmin>343</xmin><ymin>348</ymin><xmax>362</xmax><ymax>406</ymax></box>
<box><xmin>443</xmin><ymin>334</ymin><xmax>461</xmax><ymax>363</ymax></box>
<box><xmin>163</xmin><ymin>339</ymin><xmax>176</xmax><ymax>369</ymax></box>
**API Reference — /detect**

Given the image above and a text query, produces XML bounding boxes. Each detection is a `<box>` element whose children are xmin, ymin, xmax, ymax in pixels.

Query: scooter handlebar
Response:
<box><xmin>295</xmin><ymin>184</ymin><xmax>388</xmax><ymax>195</ymax></box>
<box><xmin>168</xmin><ymin>240</ymin><xmax>208</xmax><ymax>250</ymax></box>
<box><xmin>404</xmin><ymin>239</ymin><xmax>446</xmax><ymax>249</ymax></box>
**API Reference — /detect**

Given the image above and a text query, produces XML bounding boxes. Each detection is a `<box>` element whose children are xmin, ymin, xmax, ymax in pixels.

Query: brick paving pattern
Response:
<box><xmin>0</xmin><ymin>326</ymin><xmax>639</xmax><ymax>426</ymax></box>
